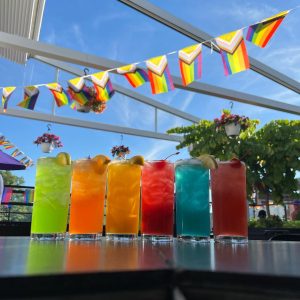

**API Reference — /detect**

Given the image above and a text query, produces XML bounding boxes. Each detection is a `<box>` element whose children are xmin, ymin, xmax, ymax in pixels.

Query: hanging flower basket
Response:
<box><xmin>41</xmin><ymin>142</ymin><xmax>54</xmax><ymax>153</ymax></box>
<box><xmin>224</xmin><ymin>123</ymin><xmax>241</xmax><ymax>137</ymax></box>
<box><xmin>34</xmin><ymin>133</ymin><xmax>63</xmax><ymax>153</ymax></box>
<box><xmin>111</xmin><ymin>145</ymin><xmax>130</xmax><ymax>160</ymax></box>
<box><xmin>75</xmin><ymin>102</ymin><xmax>91</xmax><ymax>113</ymax></box>
<box><xmin>69</xmin><ymin>86</ymin><xmax>107</xmax><ymax>114</ymax></box>
<box><xmin>214</xmin><ymin>109</ymin><xmax>250</xmax><ymax>137</ymax></box>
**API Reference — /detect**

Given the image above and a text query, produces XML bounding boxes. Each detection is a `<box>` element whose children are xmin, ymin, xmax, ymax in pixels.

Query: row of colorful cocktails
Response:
<box><xmin>31</xmin><ymin>153</ymin><xmax>248</xmax><ymax>243</ymax></box>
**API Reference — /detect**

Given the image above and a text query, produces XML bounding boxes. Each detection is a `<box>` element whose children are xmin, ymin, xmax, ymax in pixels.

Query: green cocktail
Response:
<box><xmin>31</xmin><ymin>153</ymin><xmax>72</xmax><ymax>240</ymax></box>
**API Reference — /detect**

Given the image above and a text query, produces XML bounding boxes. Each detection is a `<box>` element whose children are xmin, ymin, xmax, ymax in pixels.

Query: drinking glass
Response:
<box><xmin>141</xmin><ymin>160</ymin><xmax>174</xmax><ymax>241</ymax></box>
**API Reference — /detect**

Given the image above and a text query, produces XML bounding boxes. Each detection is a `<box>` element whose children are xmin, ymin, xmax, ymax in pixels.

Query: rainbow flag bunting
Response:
<box><xmin>67</xmin><ymin>77</ymin><xmax>90</xmax><ymax>105</ymax></box>
<box><xmin>11</xmin><ymin>149</ymin><xmax>22</xmax><ymax>157</ymax></box>
<box><xmin>2</xmin><ymin>141</ymin><xmax>14</xmax><ymax>150</ymax></box>
<box><xmin>17</xmin><ymin>86</ymin><xmax>39</xmax><ymax>110</ymax></box>
<box><xmin>146</xmin><ymin>55</ymin><xmax>174</xmax><ymax>94</ymax></box>
<box><xmin>117</xmin><ymin>64</ymin><xmax>149</xmax><ymax>88</ymax></box>
<box><xmin>178</xmin><ymin>44</ymin><xmax>202</xmax><ymax>86</ymax></box>
<box><xmin>2</xmin><ymin>87</ymin><xmax>16</xmax><ymax>111</ymax></box>
<box><xmin>246</xmin><ymin>10</ymin><xmax>289</xmax><ymax>48</ymax></box>
<box><xmin>24</xmin><ymin>189</ymin><xmax>34</xmax><ymax>203</ymax></box>
<box><xmin>69</xmin><ymin>100</ymin><xmax>77</xmax><ymax>110</ymax></box>
<box><xmin>91</xmin><ymin>72</ymin><xmax>115</xmax><ymax>102</ymax></box>
<box><xmin>1</xmin><ymin>187</ymin><xmax>13</xmax><ymax>204</ymax></box>
<box><xmin>46</xmin><ymin>83</ymin><xmax>71</xmax><ymax>107</ymax></box>
<box><xmin>215</xmin><ymin>30</ymin><xmax>250</xmax><ymax>76</ymax></box>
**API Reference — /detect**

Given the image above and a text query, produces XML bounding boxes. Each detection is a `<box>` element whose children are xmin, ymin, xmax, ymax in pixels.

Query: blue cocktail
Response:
<box><xmin>175</xmin><ymin>159</ymin><xmax>210</xmax><ymax>241</ymax></box>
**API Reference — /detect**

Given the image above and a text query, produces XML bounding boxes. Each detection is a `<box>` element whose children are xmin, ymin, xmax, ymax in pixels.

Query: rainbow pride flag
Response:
<box><xmin>117</xmin><ymin>64</ymin><xmax>149</xmax><ymax>88</ymax></box>
<box><xmin>46</xmin><ymin>83</ymin><xmax>71</xmax><ymax>107</ymax></box>
<box><xmin>1</xmin><ymin>187</ymin><xmax>13</xmax><ymax>204</ymax></box>
<box><xmin>24</xmin><ymin>189</ymin><xmax>34</xmax><ymax>203</ymax></box>
<box><xmin>2</xmin><ymin>87</ymin><xmax>16</xmax><ymax>111</ymax></box>
<box><xmin>215</xmin><ymin>30</ymin><xmax>250</xmax><ymax>76</ymax></box>
<box><xmin>246</xmin><ymin>10</ymin><xmax>289</xmax><ymax>48</ymax></box>
<box><xmin>17</xmin><ymin>86</ymin><xmax>39</xmax><ymax>110</ymax></box>
<box><xmin>91</xmin><ymin>72</ymin><xmax>115</xmax><ymax>102</ymax></box>
<box><xmin>146</xmin><ymin>55</ymin><xmax>174</xmax><ymax>94</ymax></box>
<box><xmin>178</xmin><ymin>44</ymin><xmax>202</xmax><ymax>86</ymax></box>
<box><xmin>11</xmin><ymin>149</ymin><xmax>22</xmax><ymax>157</ymax></box>
<box><xmin>68</xmin><ymin>77</ymin><xmax>90</xmax><ymax>105</ymax></box>
<box><xmin>2</xmin><ymin>141</ymin><xmax>14</xmax><ymax>150</ymax></box>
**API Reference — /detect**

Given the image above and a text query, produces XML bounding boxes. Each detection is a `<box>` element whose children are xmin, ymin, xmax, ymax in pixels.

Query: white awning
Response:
<box><xmin>0</xmin><ymin>0</ymin><xmax>45</xmax><ymax>64</ymax></box>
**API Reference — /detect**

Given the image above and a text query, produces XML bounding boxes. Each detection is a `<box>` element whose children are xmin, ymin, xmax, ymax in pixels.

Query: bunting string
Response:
<box><xmin>0</xmin><ymin>7</ymin><xmax>298</xmax><ymax>110</ymax></box>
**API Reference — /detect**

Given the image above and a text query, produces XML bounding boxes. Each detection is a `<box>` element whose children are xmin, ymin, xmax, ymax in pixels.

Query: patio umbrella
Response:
<box><xmin>0</xmin><ymin>150</ymin><xmax>26</xmax><ymax>170</ymax></box>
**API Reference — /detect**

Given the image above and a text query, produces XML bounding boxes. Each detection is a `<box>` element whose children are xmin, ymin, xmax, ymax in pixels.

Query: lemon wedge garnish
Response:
<box><xmin>198</xmin><ymin>154</ymin><xmax>218</xmax><ymax>170</ymax></box>
<box><xmin>92</xmin><ymin>155</ymin><xmax>111</xmax><ymax>173</ymax></box>
<box><xmin>129</xmin><ymin>155</ymin><xmax>145</xmax><ymax>166</ymax></box>
<box><xmin>56</xmin><ymin>152</ymin><xmax>72</xmax><ymax>166</ymax></box>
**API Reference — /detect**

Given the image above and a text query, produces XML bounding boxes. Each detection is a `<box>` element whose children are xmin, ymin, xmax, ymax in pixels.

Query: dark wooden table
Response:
<box><xmin>0</xmin><ymin>237</ymin><xmax>299</xmax><ymax>299</ymax></box>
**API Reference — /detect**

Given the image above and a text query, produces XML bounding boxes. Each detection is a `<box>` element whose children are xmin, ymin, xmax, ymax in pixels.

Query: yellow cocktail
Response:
<box><xmin>106</xmin><ymin>156</ymin><xmax>144</xmax><ymax>239</ymax></box>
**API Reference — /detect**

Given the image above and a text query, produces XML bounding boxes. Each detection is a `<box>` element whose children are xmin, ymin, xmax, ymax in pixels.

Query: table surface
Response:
<box><xmin>0</xmin><ymin>237</ymin><xmax>299</xmax><ymax>279</ymax></box>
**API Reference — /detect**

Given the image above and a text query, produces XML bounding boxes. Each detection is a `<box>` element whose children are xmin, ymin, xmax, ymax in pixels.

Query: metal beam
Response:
<box><xmin>34</xmin><ymin>56</ymin><xmax>200</xmax><ymax>123</ymax></box>
<box><xmin>118</xmin><ymin>0</ymin><xmax>300</xmax><ymax>94</ymax></box>
<box><xmin>0</xmin><ymin>31</ymin><xmax>299</xmax><ymax>115</ymax></box>
<box><xmin>0</xmin><ymin>108</ymin><xmax>183</xmax><ymax>142</ymax></box>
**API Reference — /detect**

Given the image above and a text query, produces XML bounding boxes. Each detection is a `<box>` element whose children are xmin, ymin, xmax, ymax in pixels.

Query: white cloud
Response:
<box><xmin>71</xmin><ymin>24</ymin><xmax>88</xmax><ymax>52</ymax></box>
<box><xmin>144</xmin><ymin>140</ymin><xmax>176</xmax><ymax>160</ymax></box>
<box><xmin>44</xmin><ymin>29</ymin><xmax>56</xmax><ymax>44</ymax></box>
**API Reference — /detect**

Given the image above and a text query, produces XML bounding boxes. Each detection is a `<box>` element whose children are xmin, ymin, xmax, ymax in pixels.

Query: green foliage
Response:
<box><xmin>167</xmin><ymin>119</ymin><xmax>300</xmax><ymax>203</ymax></box>
<box><xmin>282</xmin><ymin>220</ymin><xmax>300</xmax><ymax>228</ymax></box>
<box><xmin>248</xmin><ymin>216</ymin><xmax>283</xmax><ymax>228</ymax></box>
<box><xmin>0</xmin><ymin>171</ymin><xmax>25</xmax><ymax>185</ymax></box>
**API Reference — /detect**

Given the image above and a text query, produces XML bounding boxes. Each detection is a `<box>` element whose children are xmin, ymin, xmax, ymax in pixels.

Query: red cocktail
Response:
<box><xmin>141</xmin><ymin>160</ymin><xmax>174</xmax><ymax>241</ymax></box>
<box><xmin>211</xmin><ymin>159</ymin><xmax>248</xmax><ymax>243</ymax></box>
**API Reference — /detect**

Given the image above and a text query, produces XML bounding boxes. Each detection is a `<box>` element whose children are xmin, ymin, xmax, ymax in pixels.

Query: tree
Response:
<box><xmin>167</xmin><ymin>119</ymin><xmax>300</xmax><ymax>215</ymax></box>
<box><xmin>0</xmin><ymin>171</ymin><xmax>25</xmax><ymax>185</ymax></box>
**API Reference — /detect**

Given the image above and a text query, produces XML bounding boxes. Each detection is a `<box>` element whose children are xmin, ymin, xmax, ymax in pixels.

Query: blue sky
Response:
<box><xmin>0</xmin><ymin>0</ymin><xmax>300</xmax><ymax>185</ymax></box>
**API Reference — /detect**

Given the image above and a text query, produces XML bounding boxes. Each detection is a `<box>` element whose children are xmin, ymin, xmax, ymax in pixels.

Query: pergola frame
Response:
<box><xmin>0</xmin><ymin>0</ymin><xmax>299</xmax><ymax>143</ymax></box>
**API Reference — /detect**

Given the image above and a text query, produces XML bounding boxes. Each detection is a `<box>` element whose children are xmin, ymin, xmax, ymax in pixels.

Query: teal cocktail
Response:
<box><xmin>175</xmin><ymin>159</ymin><xmax>210</xmax><ymax>241</ymax></box>
<box><xmin>31</xmin><ymin>153</ymin><xmax>72</xmax><ymax>240</ymax></box>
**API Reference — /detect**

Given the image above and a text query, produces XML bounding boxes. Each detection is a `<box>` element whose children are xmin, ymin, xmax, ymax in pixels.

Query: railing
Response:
<box><xmin>0</xmin><ymin>185</ymin><xmax>34</xmax><ymax>222</ymax></box>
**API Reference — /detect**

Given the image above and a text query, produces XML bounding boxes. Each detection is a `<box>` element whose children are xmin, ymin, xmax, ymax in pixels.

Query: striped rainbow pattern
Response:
<box><xmin>68</xmin><ymin>77</ymin><xmax>90</xmax><ymax>105</ymax></box>
<box><xmin>24</xmin><ymin>189</ymin><xmax>34</xmax><ymax>203</ymax></box>
<box><xmin>91</xmin><ymin>72</ymin><xmax>115</xmax><ymax>102</ymax></box>
<box><xmin>146</xmin><ymin>55</ymin><xmax>174</xmax><ymax>94</ymax></box>
<box><xmin>215</xmin><ymin>30</ymin><xmax>250</xmax><ymax>76</ymax></box>
<box><xmin>46</xmin><ymin>83</ymin><xmax>71</xmax><ymax>107</ymax></box>
<box><xmin>178</xmin><ymin>44</ymin><xmax>202</xmax><ymax>86</ymax></box>
<box><xmin>246</xmin><ymin>10</ymin><xmax>289</xmax><ymax>48</ymax></box>
<box><xmin>17</xmin><ymin>86</ymin><xmax>39</xmax><ymax>110</ymax></box>
<box><xmin>2</xmin><ymin>87</ymin><xmax>16</xmax><ymax>111</ymax></box>
<box><xmin>2</xmin><ymin>141</ymin><xmax>14</xmax><ymax>150</ymax></box>
<box><xmin>1</xmin><ymin>187</ymin><xmax>13</xmax><ymax>204</ymax></box>
<box><xmin>117</xmin><ymin>64</ymin><xmax>149</xmax><ymax>88</ymax></box>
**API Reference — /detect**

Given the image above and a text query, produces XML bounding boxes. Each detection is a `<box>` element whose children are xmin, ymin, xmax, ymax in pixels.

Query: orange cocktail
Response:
<box><xmin>69</xmin><ymin>155</ymin><xmax>110</xmax><ymax>239</ymax></box>
<box><xmin>106</xmin><ymin>157</ymin><xmax>143</xmax><ymax>239</ymax></box>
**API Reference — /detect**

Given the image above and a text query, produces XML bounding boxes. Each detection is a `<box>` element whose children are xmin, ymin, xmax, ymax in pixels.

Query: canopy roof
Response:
<box><xmin>0</xmin><ymin>150</ymin><xmax>26</xmax><ymax>170</ymax></box>
<box><xmin>0</xmin><ymin>0</ymin><xmax>45</xmax><ymax>64</ymax></box>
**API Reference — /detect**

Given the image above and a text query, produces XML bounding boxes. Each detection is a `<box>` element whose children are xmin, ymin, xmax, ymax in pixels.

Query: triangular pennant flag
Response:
<box><xmin>67</xmin><ymin>78</ymin><xmax>90</xmax><ymax>105</ymax></box>
<box><xmin>17</xmin><ymin>86</ymin><xmax>39</xmax><ymax>110</ymax></box>
<box><xmin>46</xmin><ymin>83</ymin><xmax>71</xmax><ymax>107</ymax></box>
<box><xmin>215</xmin><ymin>29</ymin><xmax>250</xmax><ymax>76</ymax></box>
<box><xmin>11</xmin><ymin>149</ymin><xmax>22</xmax><ymax>157</ymax></box>
<box><xmin>2</xmin><ymin>141</ymin><xmax>15</xmax><ymax>150</ymax></box>
<box><xmin>117</xmin><ymin>64</ymin><xmax>149</xmax><ymax>88</ymax></box>
<box><xmin>2</xmin><ymin>87</ymin><xmax>16</xmax><ymax>111</ymax></box>
<box><xmin>146</xmin><ymin>55</ymin><xmax>174</xmax><ymax>94</ymax></box>
<box><xmin>69</xmin><ymin>100</ymin><xmax>77</xmax><ymax>110</ymax></box>
<box><xmin>246</xmin><ymin>10</ymin><xmax>289</xmax><ymax>48</ymax></box>
<box><xmin>178</xmin><ymin>44</ymin><xmax>202</xmax><ymax>86</ymax></box>
<box><xmin>19</xmin><ymin>156</ymin><xmax>28</xmax><ymax>164</ymax></box>
<box><xmin>91</xmin><ymin>72</ymin><xmax>115</xmax><ymax>102</ymax></box>
<box><xmin>68</xmin><ymin>77</ymin><xmax>85</xmax><ymax>92</ymax></box>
